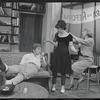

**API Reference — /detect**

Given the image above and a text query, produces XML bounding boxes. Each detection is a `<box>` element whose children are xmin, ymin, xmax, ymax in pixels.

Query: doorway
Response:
<box><xmin>19</xmin><ymin>13</ymin><xmax>43</xmax><ymax>52</ymax></box>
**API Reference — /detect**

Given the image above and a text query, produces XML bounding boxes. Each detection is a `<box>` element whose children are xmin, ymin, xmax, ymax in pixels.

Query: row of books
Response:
<box><xmin>0</xmin><ymin>2</ymin><xmax>12</xmax><ymax>8</ymax></box>
<box><xmin>0</xmin><ymin>27</ymin><xmax>19</xmax><ymax>34</ymax></box>
<box><xmin>0</xmin><ymin>7</ymin><xmax>11</xmax><ymax>16</ymax></box>
<box><xmin>0</xmin><ymin>35</ymin><xmax>19</xmax><ymax>43</ymax></box>
<box><xmin>12</xmin><ymin>18</ymin><xmax>19</xmax><ymax>26</ymax></box>
<box><xmin>12</xmin><ymin>28</ymin><xmax>19</xmax><ymax>34</ymax></box>
<box><xmin>0</xmin><ymin>2</ymin><xmax>18</xmax><ymax>9</ymax></box>
<box><xmin>0</xmin><ymin>18</ymin><xmax>19</xmax><ymax>26</ymax></box>
<box><xmin>12</xmin><ymin>3</ymin><xmax>19</xmax><ymax>9</ymax></box>
<box><xmin>12</xmin><ymin>10</ymin><xmax>19</xmax><ymax>17</ymax></box>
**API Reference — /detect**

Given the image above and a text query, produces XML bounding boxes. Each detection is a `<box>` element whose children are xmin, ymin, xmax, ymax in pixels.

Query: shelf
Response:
<box><xmin>0</xmin><ymin>25</ymin><xmax>11</xmax><ymax>26</ymax></box>
<box><xmin>11</xmin><ymin>25</ymin><xmax>19</xmax><ymax>27</ymax></box>
<box><xmin>0</xmin><ymin>15</ymin><xmax>11</xmax><ymax>17</ymax></box>
<box><xmin>10</xmin><ymin>42</ymin><xmax>19</xmax><ymax>44</ymax></box>
<box><xmin>0</xmin><ymin>33</ymin><xmax>10</xmax><ymax>35</ymax></box>
<box><xmin>0</xmin><ymin>42</ymin><xmax>10</xmax><ymax>44</ymax></box>
<box><xmin>10</xmin><ymin>34</ymin><xmax>19</xmax><ymax>36</ymax></box>
<box><xmin>19</xmin><ymin>9</ymin><xmax>45</xmax><ymax>13</ymax></box>
<box><xmin>12</xmin><ymin>8</ymin><xmax>19</xmax><ymax>11</ymax></box>
<box><xmin>0</xmin><ymin>42</ymin><xmax>19</xmax><ymax>44</ymax></box>
<box><xmin>0</xmin><ymin>6</ymin><xmax>12</xmax><ymax>9</ymax></box>
<box><xmin>0</xmin><ymin>33</ymin><xmax>19</xmax><ymax>36</ymax></box>
<box><xmin>12</xmin><ymin>16</ymin><xmax>19</xmax><ymax>19</ymax></box>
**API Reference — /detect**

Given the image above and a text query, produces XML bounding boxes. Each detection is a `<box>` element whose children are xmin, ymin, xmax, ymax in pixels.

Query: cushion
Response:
<box><xmin>32</xmin><ymin>70</ymin><xmax>50</xmax><ymax>78</ymax></box>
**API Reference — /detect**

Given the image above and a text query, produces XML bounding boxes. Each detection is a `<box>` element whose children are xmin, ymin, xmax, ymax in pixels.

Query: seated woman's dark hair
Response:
<box><xmin>55</xmin><ymin>20</ymin><xmax>66</xmax><ymax>30</ymax></box>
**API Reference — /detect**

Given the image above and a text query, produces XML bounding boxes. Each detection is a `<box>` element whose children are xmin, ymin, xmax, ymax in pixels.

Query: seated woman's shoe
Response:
<box><xmin>75</xmin><ymin>83</ymin><xmax>80</xmax><ymax>89</ymax></box>
<box><xmin>0</xmin><ymin>58</ymin><xmax>6</xmax><ymax>72</ymax></box>
<box><xmin>75</xmin><ymin>77</ymin><xmax>85</xmax><ymax>89</ymax></box>
<box><xmin>78</xmin><ymin>76</ymin><xmax>85</xmax><ymax>83</ymax></box>
<box><xmin>67</xmin><ymin>84</ymin><xmax>74</xmax><ymax>90</ymax></box>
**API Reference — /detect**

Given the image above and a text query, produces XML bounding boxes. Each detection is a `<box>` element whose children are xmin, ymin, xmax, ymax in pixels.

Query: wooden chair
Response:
<box><xmin>85</xmin><ymin>56</ymin><xmax>100</xmax><ymax>93</ymax></box>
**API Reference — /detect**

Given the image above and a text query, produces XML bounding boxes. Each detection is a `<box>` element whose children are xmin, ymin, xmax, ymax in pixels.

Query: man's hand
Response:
<box><xmin>40</xmin><ymin>53</ymin><xmax>45</xmax><ymax>62</ymax></box>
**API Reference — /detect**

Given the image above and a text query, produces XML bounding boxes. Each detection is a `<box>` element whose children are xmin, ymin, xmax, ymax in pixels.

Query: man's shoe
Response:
<box><xmin>0</xmin><ymin>58</ymin><xmax>6</xmax><ymax>72</ymax></box>
<box><xmin>0</xmin><ymin>72</ymin><xmax>6</xmax><ymax>86</ymax></box>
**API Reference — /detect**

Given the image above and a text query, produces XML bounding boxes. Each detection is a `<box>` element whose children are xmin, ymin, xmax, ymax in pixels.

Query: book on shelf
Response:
<box><xmin>12</xmin><ymin>10</ymin><xmax>19</xmax><ymax>17</ymax></box>
<box><xmin>5</xmin><ymin>2</ymin><xmax>12</xmax><ymax>7</ymax></box>
<box><xmin>17</xmin><ymin>18</ymin><xmax>19</xmax><ymax>26</ymax></box>
<box><xmin>0</xmin><ymin>17</ymin><xmax>11</xmax><ymax>25</ymax></box>
<box><xmin>12</xmin><ymin>18</ymin><xmax>19</xmax><ymax>26</ymax></box>
<box><xmin>0</xmin><ymin>20</ymin><xmax>7</xmax><ymax>25</ymax></box>
<box><xmin>0</xmin><ymin>7</ymin><xmax>5</xmax><ymax>15</ymax></box>
<box><xmin>3</xmin><ymin>8</ymin><xmax>11</xmax><ymax>16</ymax></box>
<box><xmin>0</xmin><ymin>30</ymin><xmax>10</xmax><ymax>34</ymax></box>
<box><xmin>13</xmin><ymin>36</ymin><xmax>19</xmax><ymax>43</ymax></box>
<box><xmin>31</xmin><ymin>3</ymin><xmax>36</xmax><ymax>10</ymax></box>
<box><xmin>0</xmin><ymin>7</ymin><xmax>11</xmax><ymax>16</ymax></box>
<box><xmin>0</xmin><ymin>35</ymin><xmax>10</xmax><ymax>43</ymax></box>
<box><xmin>13</xmin><ymin>2</ymin><xmax>19</xmax><ymax>9</ymax></box>
<box><xmin>12</xmin><ymin>19</ymin><xmax>17</xmax><ymax>26</ymax></box>
<box><xmin>15</xmin><ymin>28</ymin><xmax>19</xmax><ymax>34</ymax></box>
<box><xmin>12</xmin><ymin>28</ymin><xmax>19</xmax><ymax>34</ymax></box>
<box><xmin>10</xmin><ymin>36</ymin><xmax>19</xmax><ymax>43</ymax></box>
<box><xmin>10</xmin><ymin>36</ymin><xmax>14</xmax><ymax>43</ymax></box>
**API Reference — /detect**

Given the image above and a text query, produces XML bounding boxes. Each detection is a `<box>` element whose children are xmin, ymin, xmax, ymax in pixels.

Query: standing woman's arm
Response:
<box><xmin>69</xmin><ymin>41</ymin><xmax>78</xmax><ymax>53</ymax></box>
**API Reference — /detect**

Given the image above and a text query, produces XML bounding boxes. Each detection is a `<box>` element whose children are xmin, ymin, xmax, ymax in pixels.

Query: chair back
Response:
<box><xmin>93</xmin><ymin>56</ymin><xmax>100</xmax><ymax>67</ymax></box>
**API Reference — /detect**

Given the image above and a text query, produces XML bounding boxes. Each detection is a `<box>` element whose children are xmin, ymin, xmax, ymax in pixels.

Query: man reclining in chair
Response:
<box><xmin>0</xmin><ymin>43</ymin><xmax>47</xmax><ymax>86</ymax></box>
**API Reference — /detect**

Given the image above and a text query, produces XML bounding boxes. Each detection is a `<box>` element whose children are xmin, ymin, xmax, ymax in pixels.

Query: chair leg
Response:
<box><xmin>96</xmin><ymin>69</ymin><xmax>100</xmax><ymax>92</ymax></box>
<box><xmin>87</xmin><ymin>68</ymin><xmax>90</xmax><ymax>93</ymax></box>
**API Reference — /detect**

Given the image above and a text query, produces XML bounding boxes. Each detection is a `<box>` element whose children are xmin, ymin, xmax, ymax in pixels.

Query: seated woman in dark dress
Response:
<box><xmin>45</xmin><ymin>20</ymin><xmax>78</xmax><ymax>93</ymax></box>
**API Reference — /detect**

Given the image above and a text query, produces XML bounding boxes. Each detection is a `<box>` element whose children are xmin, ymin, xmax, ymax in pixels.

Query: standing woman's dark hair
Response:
<box><xmin>55</xmin><ymin>20</ymin><xmax>66</xmax><ymax>30</ymax></box>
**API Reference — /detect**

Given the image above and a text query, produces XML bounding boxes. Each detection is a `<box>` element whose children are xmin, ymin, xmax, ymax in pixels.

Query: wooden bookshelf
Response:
<box><xmin>0</xmin><ymin>1</ymin><xmax>46</xmax><ymax>52</ymax></box>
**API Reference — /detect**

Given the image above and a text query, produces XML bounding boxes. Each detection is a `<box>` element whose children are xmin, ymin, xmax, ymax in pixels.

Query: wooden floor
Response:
<box><xmin>0</xmin><ymin>75</ymin><xmax>100</xmax><ymax>98</ymax></box>
<box><xmin>48</xmin><ymin>77</ymin><xmax>100</xmax><ymax>98</ymax></box>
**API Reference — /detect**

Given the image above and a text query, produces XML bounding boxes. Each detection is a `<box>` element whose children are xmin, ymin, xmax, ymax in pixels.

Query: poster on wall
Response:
<box><xmin>62</xmin><ymin>5</ymin><xmax>100</xmax><ymax>24</ymax></box>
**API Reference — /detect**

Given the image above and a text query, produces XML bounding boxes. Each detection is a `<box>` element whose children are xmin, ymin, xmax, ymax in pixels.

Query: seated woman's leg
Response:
<box><xmin>71</xmin><ymin>58</ymin><xmax>93</xmax><ymax>89</ymax></box>
<box><xmin>67</xmin><ymin>60</ymin><xmax>84</xmax><ymax>89</ymax></box>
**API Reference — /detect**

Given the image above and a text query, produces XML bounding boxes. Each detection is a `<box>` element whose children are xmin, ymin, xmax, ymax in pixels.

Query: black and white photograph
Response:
<box><xmin>0</xmin><ymin>1</ymin><xmax>100</xmax><ymax>99</ymax></box>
